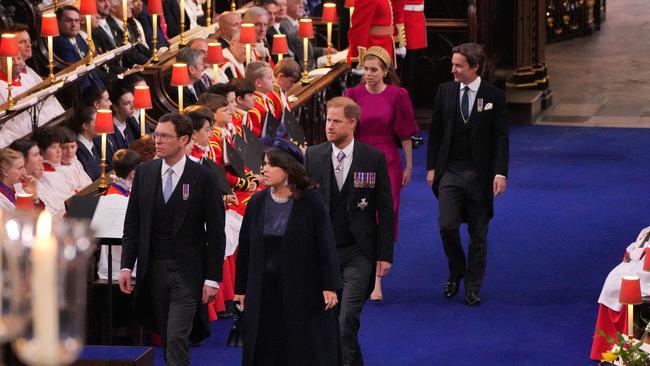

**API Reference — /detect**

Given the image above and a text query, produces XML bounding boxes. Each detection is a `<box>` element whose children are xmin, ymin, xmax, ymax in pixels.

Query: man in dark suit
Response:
<box><xmin>53</xmin><ymin>5</ymin><xmax>104</xmax><ymax>89</ymax></box>
<box><xmin>305</xmin><ymin>96</ymin><xmax>394</xmax><ymax>366</ymax></box>
<box><xmin>119</xmin><ymin>113</ymin><xmax>226</xmax><ymax>365</ymax></box>
<box><xmin>216</xmin><ymin>11</ymin><xmax>241</xmax><ymax>49</ymax></box>
<box><xmin>171</xmin><ymin>47</ymin><xmax>207</xmax><ymax>106</ymax></box>
<box><xmin>106</xmin><ymin>0</ymin><xmax>152</xmax><ymax>68</ymax></box>
<box><xmin>108</xmin><ymin>83</ymin><xmax>141</xmax><ymax>150</ymax></box>
<box><xmin>92</xmin><ymin>0</ymin><xmax>127</xmax><ymax>82</ymax></box>
<box><xmin>162</xmin><ymin>0</ymin><xmax>192</xmax><ymax>39</ymax></box>
<box><xmin>426</xmin><ymin>42</ymin><xmax>510</xmax><ymax>306</ymax></box>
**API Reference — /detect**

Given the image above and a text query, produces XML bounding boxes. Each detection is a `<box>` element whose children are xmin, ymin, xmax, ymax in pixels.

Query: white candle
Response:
<box><xmin>86</xmin><ymin>15</ymin><xmax>92</xmax><ymax>42</ymax></box>
<box><xmin>152</xmin><ymin>14</ymin><xmax>158</xmax><ymax>43</ymax></box>
<box><xmin>32</xmin><ymin>211</ymin><xmax>59</xmax><ymax>362</ymax></box>
<box><xmin>101</xmin><ymin>133</ymin><xmax>107</xmax><ymax>161</ymax></box>
<box><xmin>47</xmin><ymin>37</ymin><xmax>53</xmax><ymax>65</ymax></box>
<box><xmin>327</xmin><ymin>22</ymin><xmax>332</xmax><ymax>46</ymax></box>
<box><xmin>140</xmin><ymin>109</ymin><xmax>146</xmax><ymax>137</ymax></box>
<box><xmin>245</xmin><ymin>43</ymin><xmax>251</xmax><ymax>66</ymax></box>
<box><xmin>303</xmin><ymin>37</ymin><xmax>308</xmax><ymax>63</ymax></box>
<box><xmin>178</xmin><ymin>86</ymin><xmax>183</xmax><ymax>112</ymax></box>
<box><xmin>180</xmin><ymin>0</ymin><xmax>185</xmax><ymax>29</ymax></box>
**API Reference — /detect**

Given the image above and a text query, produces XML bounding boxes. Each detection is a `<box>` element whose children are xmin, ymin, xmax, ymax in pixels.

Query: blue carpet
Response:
<box><xmin>148</xmin><ymin>125</ymin><xmax>650</xmax><ymax>365</ymax></box>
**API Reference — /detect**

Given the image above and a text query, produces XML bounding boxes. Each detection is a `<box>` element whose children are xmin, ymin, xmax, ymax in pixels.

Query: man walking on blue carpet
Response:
<box><xmin>426</xmin><ymin>42</ymin><xmax>509</xmax><ymax>306</ymax></box>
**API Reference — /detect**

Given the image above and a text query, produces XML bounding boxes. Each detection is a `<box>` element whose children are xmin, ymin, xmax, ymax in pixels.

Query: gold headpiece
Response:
<box><xmin>362</xmin><ymin>46</ymin><xmax>392</xmax><ymax>68</ymax></box>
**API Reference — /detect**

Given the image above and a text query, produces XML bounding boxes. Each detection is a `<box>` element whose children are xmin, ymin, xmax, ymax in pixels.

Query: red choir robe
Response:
<box><xmin>249</xmin><ymin>91</ymin><xmax>278</xmax><ymax>137</ymax></box>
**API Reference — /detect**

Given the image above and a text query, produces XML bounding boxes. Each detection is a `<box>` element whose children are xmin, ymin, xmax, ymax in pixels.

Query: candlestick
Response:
<box><xmin>122</xmin><ymin>0</ymin><xmax>129</xmax><ymax>45</ymax></box>
<box><xmin>152</xmin><ymin>14</ymin><xmax>158</xmax><ymax>62</ymax></box>
<box><xmin>213</xmin><ymin>64</ymin><xmax>219</xmax><ymax>82</ymax></box>
<box><xmin>628</xmin><ymin>303</ymin><xmax>634</xmax><ymax>340</ymax></box>
<box><xmin>7</xmin><ymin>56</ymin><xmax>14</xmax><ymax>111</ymax></box>
<box><xmin>180</xmin><ymin>0</ymin><xmax>186</xmax><ymax>45</ymax></box>
<box><xmin>231</xmin><ymin>0</ymin><xmax>236</xmax><ymax>12</ymax></box>
<box><xmin>100</xmin><ymin>133</ymin><xmax>107</xmax><ymax>188</ymax></box>
<box><xmin>85</xmin><ymin>14</ymin><xmax>95</xmax><ymax>64</ymax></box>
<box><xmin>326</xmin><ymin>22</ymin><xmax>332</xmax><ymax>67</ymax></box>
<box><xmin>47</xmin><ymin>36</ymin><xmax>54</xmax><ymax>82</ymax></box>
<box><xmin>301</xmin><ymin>37</ymin><xmax>309</xmax><ymax>83</ymax></box>
<box><xmin>32</xmin><ymin>211</ymin><xmax>59</xmax><ymax>363</ymax></box>
<box><xmin>206</xmin><ymin>0</ymin><xmax>212</xmax><ymax>27</ymax></box>
<box><xmin>177</xmin><ymin>86</ymin><xmax>183</xmax><ymax>112</ymax></box>
<box><xmin>245</xmin><ymin>43</ymin><xmax>251</xmax><ymax>66</ymax></box>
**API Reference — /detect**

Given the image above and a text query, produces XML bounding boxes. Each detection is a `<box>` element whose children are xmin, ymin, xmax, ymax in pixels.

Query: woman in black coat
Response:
<box><xmin>234</xmin><ymin>138</ymin><xmax>342</xmax><ymax>366</ymax></box>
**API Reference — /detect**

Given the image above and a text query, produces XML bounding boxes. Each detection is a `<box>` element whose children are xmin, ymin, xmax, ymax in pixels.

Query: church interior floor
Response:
<box><xmin>538</xmin><ymin>0</ymin><xmax>650</xmax><ymax>128</ymax></box>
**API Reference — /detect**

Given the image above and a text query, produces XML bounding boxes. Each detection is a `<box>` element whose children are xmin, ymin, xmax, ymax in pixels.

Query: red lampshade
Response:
<box><xmin>41</xmin><ymin>13</ymin><xmax>59</xmax><ymax>37</ymax></box>
<box><xmin>619</xmin><ymin>275</ymin><xmax>643</xmax><ymax>305</ymax></box>
<box><xmin>322</xmin><ymin>3</ymin><xmax>338</xmax><ymax>23</ymax></box>
<box><xmin>240</xmin><ymin>23</ymin><xmax>256</xmax><ymax>44</ymax></box>
<box><xmin>148</xmin><ymin>0</ymin><xmax>163</xmax><ymax>15</ymax></box>
<box><xmin>171</xmin><ymin>63</ymin><xmax>190</xmax><ymax>86</ymax></box>
<box><xmin>79</xmin><ymin>0</ymin><xmax>97</xmax><ymax>15</ymax></box>
<box><xmin>15</xmin><ymin>193</ymin><xmax>34</xmax><ymax>210</ymax></box>
<box><xmin>133</xmin><ymin>86</ymin><xmax>152</xmax><ymax>109</ymax></box>
<box><xmin>95</xmin><ymin>109</ymin><xmax>115</xmax><ymax>134</ymax></box>
<box><xmin>206</xmin><ymin>42</ymin><xmax>224</xmax><ymax>65</ymax></box>
<box><xmin>272</xmin><ymin>34</ymin><xmax>288</xmax><ymax>55</ymax></box>
<box><xmin>644</xmin><ymin>248</ymin><xmax>650</xmax><ymax>272</ymax></box>
<box><xmin>298</xmin><ymin>19</ymin><xmax>314</xmax><ymax>39</ymax></box>
<box><xmin>0</xmin><ymin>34</ymin><xmax>19</xmax><ymax>57</ymax></box>
<box><xmin>344</xmin><ymin>0</ymin><xmax>354</xmax><ymax>8</ymax></box>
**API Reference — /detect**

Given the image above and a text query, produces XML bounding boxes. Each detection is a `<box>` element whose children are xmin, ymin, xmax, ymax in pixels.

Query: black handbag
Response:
<box><xmin>227</xmin><ymin>302</ymin><xmax>244</xmax><ymax>347</ymax></box>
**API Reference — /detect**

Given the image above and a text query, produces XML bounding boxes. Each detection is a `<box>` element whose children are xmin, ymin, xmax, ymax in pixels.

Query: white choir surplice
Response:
<box><xmin>0</xmin><ymin>67</ymin><xmax>65</xmax><ymax>148</ymax></box>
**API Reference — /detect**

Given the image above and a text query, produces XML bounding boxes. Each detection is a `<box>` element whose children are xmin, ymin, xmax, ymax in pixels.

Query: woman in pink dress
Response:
<box><xmin>344</xmin><ymin>46</ymin><xmax>419</xmax><ymax>300</ymax></box>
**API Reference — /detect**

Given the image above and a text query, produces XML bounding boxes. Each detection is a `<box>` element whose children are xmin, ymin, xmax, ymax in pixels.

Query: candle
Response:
<box><xmin>152</xmin><ymin>13</ymin><xmax>158</xmax><ymax>61</ymax></box>
<box><xmin>32</xmin><ymin>211</ymin><xmax>59</xmax><ymax>362</ymax></box>
<box><xmin>180</xmin><ymin>0</ymin><xmax>185</xmax><ymax>44</ymax></box>
<box><xmin>101</xmin><ymin>133</ymin><xmax>107</xmax><ymax>161</ymax></box>
<box><xmin>245</xmin><ymin>43</ymin><xmax>251</xmax><ymax>66</ymax></box>
<box><xmin>178</xmin><ymin>87</ymin><xmax>183</xmax><ymax>111</ymax></box>
<box><xmin>47</xmin><ymin>37</ymin><xmax>53</xmax><ymax>80</ymax></box>
<box><xmin>303</xmin><ymin>37</ymin><xmax>308</xmax><ymax>64</ymax></box>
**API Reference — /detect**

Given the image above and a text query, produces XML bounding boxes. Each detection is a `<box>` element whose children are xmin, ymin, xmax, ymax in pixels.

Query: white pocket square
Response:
<box><xmin>484</xmin><ymin>103</ymin><xmax>493</xmax><ymax>110</ymax></box>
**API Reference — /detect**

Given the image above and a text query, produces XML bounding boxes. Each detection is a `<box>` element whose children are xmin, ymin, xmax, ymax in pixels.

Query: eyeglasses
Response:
<box><xmin>152</xmin><ymin>132</ymin><xmax>179</xmax><ymax>141</ymax></box>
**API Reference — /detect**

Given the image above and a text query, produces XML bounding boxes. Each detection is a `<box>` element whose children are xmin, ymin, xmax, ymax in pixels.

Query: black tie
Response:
<box><xmin>461</xmin><ymin>86</ymin><xmax>470</xmax><ymax>122</ymax></box>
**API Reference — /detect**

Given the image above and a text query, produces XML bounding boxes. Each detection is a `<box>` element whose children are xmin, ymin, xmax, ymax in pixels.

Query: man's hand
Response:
<box><xmin>376</xmin><ymin>261</ymin><xmax>392</xmax><ymax>277</ymax></box>
<box><xmin>233</xmin><ymin>294</ymin><xmax>245</xmax><ymax>311</ymax></box>
<box><xmin>323</xmin><ymin>290</ymin><xmax>338</xmax><ymax>310</ymax></box>
<box><xmin>202</xmin><ymin>285</ymin><xmax>218</xmax><ymax>304</ymax></box>
<box><xmin>426</xmin><ymin>169</ymin><xmax>435</xmax><ymax>187</ymax></box>
<box><xmin>119</xmin><ymin>270</ymin><xmax>134</xmax><ymax>294</ymax></box>
<box><xmin>493</xmin><ymin>176</ymin><xmax>507</xmax><ymax>196</ymax></box>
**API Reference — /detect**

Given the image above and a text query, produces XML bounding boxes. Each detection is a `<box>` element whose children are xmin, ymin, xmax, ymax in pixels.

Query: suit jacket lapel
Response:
<box><xmin>172</xmin><ymin>159</ymin><xmax>199</xmax><ymax>236</ymax></box>
<box><xmin>318</xmin><ymin>144</ymin><xmax>333</xmax><ymax>208</ymax></box>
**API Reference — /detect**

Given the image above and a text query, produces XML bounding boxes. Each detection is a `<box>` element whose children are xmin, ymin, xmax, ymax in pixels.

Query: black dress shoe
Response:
<box><xmin>464</xmin><ymin>290</ymin><xmax>481</xmax><ymax>306</ymax></box>
<box><xmin>444</xmin><ymin>276</ymin><xmax>462</xmax><ymax>298</ymax></box>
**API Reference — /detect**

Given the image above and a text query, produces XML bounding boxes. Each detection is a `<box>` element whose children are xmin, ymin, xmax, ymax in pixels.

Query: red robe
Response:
<box><xmin>347</xmin><ymin>0</ymin><xmax>395</xmax><ymax>64</ymax></box>
<box><xmin>249</xmin><ymin>91</ymin><xmax>277</xmax><ymax>137</ymax></box>
<box><xmin>266</xmin><ymin>85</ymin><xmax>288</xmax><ymax>121</ymax></box>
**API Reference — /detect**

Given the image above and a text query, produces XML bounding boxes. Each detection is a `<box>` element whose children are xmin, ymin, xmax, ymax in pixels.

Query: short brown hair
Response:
<box><xmin>128</xmin><ymin>136</ymin><xmax>155</xmax><ymax>162</ymax></box>
<box><xmin>274</xmin><ymin>58</ymin><xmax>301</xmax><ymax>80</ymax></box>
<box><xmin>326</xmin><ymin>97</ymin><xmax>361</xmax><ymax>122</ymax></box>
<box><xmin>452</xmin><ymin>42</ymin><xmax>485</xmax><ymax>74</ymax></box>
<box><xmin>197</xmin><ymin>93</ymin><xmax>229</xmax><ymax>113</ymax></box>
<box><xmin>183</xmin><ymin>105</ymin><xmax>215</xmax><ymax>130</ymax></box>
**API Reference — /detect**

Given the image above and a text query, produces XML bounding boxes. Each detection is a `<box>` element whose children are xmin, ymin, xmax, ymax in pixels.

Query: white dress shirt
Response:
<box><xmin>113</xmin><ymin>117</ymin><xmax>128</xmax><ymax>140</ymax></box>
<box><xmin>331</xmin><ymin>139</ymin><xmax>354</xmax><ymax>183</ymax></box>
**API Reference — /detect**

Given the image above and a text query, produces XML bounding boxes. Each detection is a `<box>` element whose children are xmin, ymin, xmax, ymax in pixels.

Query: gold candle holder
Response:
<box><xmin>6</xmin><ymin>56</ymin><xmax>14</xmax><ymax>111</ymax></box>
<box><xmin>301</xmin><ymin>37</ymin><xmax>309</xmax><ymax>84</ymax></box>
<box><xmin>180</xmin><ymin>0</ymin><xmax>186</xmax><ymax>45</ymax></box>
<box><xmin>177</xmin><ymin>86</ymin><xmax>184</xmax><ymax>112</ymax></box>
<box><xmin>122</xmin><ymin>0</ymin><xmax>129</xmax><ymax>45</ymax></box>
<box><xmin>85</xmin><ymin>14</ymin><xmax>95</xmax><ymax>64</ymax></box>
<box><xmin>245</xmin><ymin>43</ymin><xmax>251</xmax><ymax>66</ymax></box>
<box><xmin>231</xmin><ymin>0</ymin><xmax>236</xmax><ymax>12</ymax></box>
<box><xmin>152</xmin><ymin>14</ymin><xmax>159</xmax><ymax>62</ymax></box>
<box><xmin>206</xmin><ymin>0</ymin><xmax>212</xmax><ymax>27</ymax></box>
<box><xmin>99</xmin><ymin>133</ymin><xmax>108</xmax><ymax>188</ymax></box>
<box><xmin>47</xmin><ymin>36</ymin><xmax>55</xmax><ymax>82</ymax></box>
<box><xmin>326</xmin><ymin>23</ymin><xmax>333</xmax><ymax>67</ymax></box>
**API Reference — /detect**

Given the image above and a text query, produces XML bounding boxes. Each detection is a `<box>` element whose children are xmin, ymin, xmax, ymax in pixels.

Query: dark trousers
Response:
<box><xmin>337</xmin><ymin>245</ymin><xmax>373</xmax><ymax>366</ymax></box>
<box><xmin>150</xmin><ymin>260</ymin><xmax>200</xmax><ymax>366</ymax></box>
<box><xmin>438</xmin><ymin>162</ymin><xmax>490</xmax><ymax>292</ymax></box>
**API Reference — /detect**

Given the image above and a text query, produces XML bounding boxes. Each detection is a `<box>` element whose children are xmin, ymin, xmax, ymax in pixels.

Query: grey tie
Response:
<box><xmin>461</xmin><ymin>86</ymin><xmax>470</xmax><ymax>122</ymax></box>
<box><xmin>335</xmin><ymin>150</ymin><xmax>346</xmax><ymax>190</ymax></box>
<box><xmin>163</xmin><ymin>168</ymin><xmax>174</xmax><ymax>203</ymax></box>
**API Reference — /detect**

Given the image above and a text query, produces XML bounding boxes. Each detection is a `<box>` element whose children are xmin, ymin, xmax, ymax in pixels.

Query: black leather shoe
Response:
<box><xmin>444</xmin><ymin>276</ymin><xmax>462</xmax><ymax>298</ymax></box>
<box><xmin>464</xmin><ymin>290</ymin><xmax>481</xmax><ymax>306</ymax></box>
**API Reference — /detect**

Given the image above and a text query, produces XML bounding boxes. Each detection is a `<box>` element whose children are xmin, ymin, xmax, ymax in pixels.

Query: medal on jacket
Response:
<box><xmin>357</xmin><ymin>198</ymin><xmax>368</xmax><ymax>210</ymax></box>
<box><xmin>354</xmin><ymin>172</ymin><xmax>376</xmax><ymax>188</ymax></box>
<box><xmin>477</xmin><ymin>98</ymin><xmax>484</xmax><ymax>112</ymax></box>
<box><xmin>182</xmin><ymin>184</ymin><xmax>190</xmax><ymax>200</ymax></box>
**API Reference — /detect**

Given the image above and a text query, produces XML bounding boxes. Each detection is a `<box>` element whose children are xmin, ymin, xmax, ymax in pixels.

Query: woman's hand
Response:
<box><xmin>234</xmin><ymin>294</ymin><xmax>245</xmax><ymax>311</ymax></box>
<box><xmin>401</xmin><ymin>166</ymin><xmax>412</xmax><ymax>187</ymax></box>
<box><xmin>323</xmin><ymin>290</ymin><xmax>338</xmax><ymax>311</ymax></box>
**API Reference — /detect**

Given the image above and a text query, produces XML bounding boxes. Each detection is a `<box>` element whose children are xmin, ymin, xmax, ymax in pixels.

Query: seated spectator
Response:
<box><xmin>163</xmin><ymin>0</ymin><xmax>202</xmax><ymax>39</ymax></box>
<box><xmin>109</xmin><ymin>82</ymin><xmax>141</xmax><ymax>150</ymax></box>
<box><xmin>269</xmin><ymin>57</ymin><xmax>300</xmax><ymax>117</ymax></box>
<box><xmin>221</xmin><ymin>33</ymin><xmax>247</xmax><ymax>80</ymax></box>
<box><xmin>243</xmin><ymin>7</ymin><xmax>273</xmax><ymax>65</ymax></box>
<box><xmin>53</xmin><ymin>5</ymin><xmax>104</xmax><ymax>89</ymax></box>
<box><xmin>263</xmin><ymin>0</ymin><xmax>297</xmax><ymax>64</ymax></box>
<box><xmin>106</xmin><ymin>0</ymin><xmax>152</xmax><ymax>68</ymax></box>
<box><xmin>172</xmin><ymin>47</ymin><xmax>207</xmax><ymax>105</ymax></box>
<box><xmin>91</xmin><ymin>0</ymin><xmax>130</xmax><ymax>82</ymax></box>
<box><xmin>31</xmin><ymin>128</ymin><xmax>78</xmax><ymax>217</ymax></box>
<box><xmin>245</xmin><ymin>61</ymin><xmax>277</xmax><ymax>137</ymax></box>
<box><xmin>133</xmin><ymin>0</ymin><xmax>170</xmax><ymax>50</ymax></box>
<box><xmin>217</xmin><ymin>11</ymin><xmax>241</xmax><ymax>49</ymax></box>
<box><xmin>229</xmin><ymin>78</ymin><xmax>256</xmax><ymax>132</ymax></box>
<box><xmin>0</xmin><ymin>148</ymin><xmax>41</xmax><ymax>211</ymax></box>
<box><xmin>58</xmin><ymin>126</ymin><xmax>93</xmax><ymax>191</ymax></box>
<box><xmin>8</xmin><ymin>139</ymin><xmax>60</xmax><ymax>215</ymax></box>
<box><xmin>128</xmin><ymin>135</ymin><xmax>156</xmax><ymax>161</ymax></box>
<box><xmin>82</xmin><ymin>84</ymin><xmax>113</xmax><ymax>110</ymax></box>
<box><xmin>67</xmin><ymin>107</ymin><xmax>103</xmax><ymax>180</ymax></box>
<box><xmin>281</xmin><ymin>0</ymin><xmax>328</xmax><ymax>70</ymax></box>
<box><xmin>97</xmin><ymin>148</ymin><xmax>142</xmax><ymax>280</ymax></box>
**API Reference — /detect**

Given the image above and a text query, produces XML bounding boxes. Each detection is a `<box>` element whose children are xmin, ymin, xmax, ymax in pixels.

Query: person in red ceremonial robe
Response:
<box><xmin>268</xmin><ymin>58</ymin><xmax>301</xmax><ymax>121</ymax></box>
<box><xmin>229</xmin><ymin>79</ymin><xmax>257</xmax><ymax>134</ymax></box>
<box><xmin>97</xmin><ymin>149</ymin><xmax>142</xmax><ymax>281</ymax></box>
<box><xmin>399</xmin><ymin>0</ymin><xmax>427</xmax><ymax>99</ymax></box>
<box><xmin>590</xmin><ymin>226</ymin><xmax>650</xmax><ymax>360</ymax></box>
<box><xmin>347</xmin><ymin>0</ymin><xmax>395</xmax><ymax>65</ymax></box>
<box><xmin>221</xmin><ymin>33</ymin><xmax>247</xmax><ymax>81</ymax></box>
<box><xmin>344</xmin><ymin>46</ymin><xmax>418</xmax><ymax>301</ymax></box>
<box><xmin>246</xmin><ymin>62</ymin><xmax>277</xmax><ymax>138</ymax></box>
<box><xmin>0</xmin><ymin>148</ymin><xmax>42</xmax><ymax>212</ymax></box>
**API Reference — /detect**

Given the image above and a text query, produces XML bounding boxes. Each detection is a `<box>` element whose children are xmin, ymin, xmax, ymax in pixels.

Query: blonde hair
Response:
<box><xmin>0</xmin><ymin>148</ymin><xmax>23</xmax><ymax>179</ymax></box>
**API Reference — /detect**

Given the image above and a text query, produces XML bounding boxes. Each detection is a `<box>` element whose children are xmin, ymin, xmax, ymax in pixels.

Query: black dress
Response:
<box><xmin>253</xmin><ymin>193</ymin><xmax>293</xmax><ymax>365</ymax></box>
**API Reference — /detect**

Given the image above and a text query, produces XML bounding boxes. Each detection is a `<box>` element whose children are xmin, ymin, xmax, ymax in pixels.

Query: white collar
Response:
<box><xmin>78</xmin><ymin>134</ymin><xmax>94</xmax><ymax>152</ymax></box>
<box><xmin>460</xmin><ymin>76</ymin><xmax>481</xmax><ymax>92</ymax></box>
<box><xmin>113</xmin><ymin>116</ymin><xmax>127</xmax><ymax>132</ymax></box>
<box><xmin>161</xmin><ymin>155</ymin><xmax>186</xmax><ymax>177</ymax></box>
<box><xmin>332</xmin><ymin>139</ymin><xmax>354</xmax><ymax>159</ymax></box>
